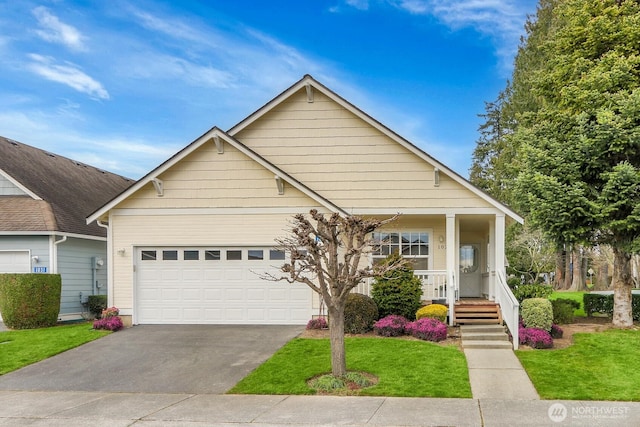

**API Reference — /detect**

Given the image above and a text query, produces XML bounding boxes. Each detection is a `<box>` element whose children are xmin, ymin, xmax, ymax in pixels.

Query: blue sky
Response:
<box><xmin>0</xmin><ymin>0</ymin><xmax>538</xmax><ymax>179</ymax></box>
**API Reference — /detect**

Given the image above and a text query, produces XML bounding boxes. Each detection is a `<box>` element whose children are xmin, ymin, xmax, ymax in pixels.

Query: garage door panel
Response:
<box><xmin>136</xmin><ymin>247</ymin><xmax>312</xmax><ymax>324</ymax></box>
<box><xmin>182</xmin><ymin>288</ymin><xmax>202</xmax><ymax>301</ymax></box>
<box><xmin>204</xmin><ymin>269</ymin><xmax>222</xmax><ymax>280</ymax></box>
<box><xmin>204</xmin><ymin>289</ymin><xmax>223</xmax><ymax>300</ymax></box>
<box><xmin>0</xmin><ymin>251</ymin><xmax>30</xmax><ymax>273</ymax></box>
<box><xmin>225</xmin><ymin>288</ymin><xmax>244</xmax><ymax>301</ymax></box>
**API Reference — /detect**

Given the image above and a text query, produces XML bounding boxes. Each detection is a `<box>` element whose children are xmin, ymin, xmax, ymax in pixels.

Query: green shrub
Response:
<box><xmin>344</xmin><ymin>293</ymin><xmax>378</xmax><ymax>334</ymax></box>
<box><xmin>0</xmin><ymin>274</ymin><xmax>61</xmax><ymax>329</ymax></box>
<box><xmin>512</xmin><ymin>284</ymin><xmax>554</xmax><ymax>304</ymax></box>
<box><xmin>521</xmin><ymin>298</ymin><xmax>553</xmax><ymax>331</ymax></box>
<box><xmin>584</xmin><ymin>293</ymin><xmax>640</xmax><ymax>320</ymax></box>
<box><xmin>416</xmin><ymin>304</ymin><xmax>448</xmax><ymax>322</ymax></box>
<box><xmin>371</xmin><ymin>253</ymin><xmax>423</xmax><ymax>320</ymax></box>
<box><xmin>507</xmin><ymin>277</ymin><xmax>521</xmax><ymax>289</ymax></box>
<box><xmin>551</xmin><ymin>299</ymin><xmax>577</xmax><ymax>324</ymax></box>
<box><xmin>88</xmin><ymin>295</ymin><xmax>108</xmax><ymax>318</ymax></box>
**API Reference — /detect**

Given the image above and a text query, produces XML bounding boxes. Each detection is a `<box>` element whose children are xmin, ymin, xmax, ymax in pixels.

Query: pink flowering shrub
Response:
<box><xmin>93</xmin><ymin>306</ymin><xmax>123</xmax><ymax>331</ymax></box>
<box><xmin>373</xmin><ymin>315</ymin><xmax>408</xmax><ymax>337</ymax></box>
<box><xmin>519</xmin><ymin>327</ymin><xmax>553</xmax><ymax>349</ymax></box>
<box><xmin>101</xmin><ymin>306</ymin><xmax>119</xmax><ymax>318</ymax></box>
<box><xmin>93</xmin><ymin>315</ymin><xmax>123</xmax><ymax>331</ymax></box>
<box><xmin>406</xmin><ymin>318</ymin><xmax>447</xmax><ymax>342</ymax></box>
<box><xmin>306</xmin><ymin>317</ymin><xmax>328</xmax><ymax>330</ymax></box>
<box><xmin>550</xmin><ymin>324</ymin><xmax>563</xmax><ymax>339</ymax></box>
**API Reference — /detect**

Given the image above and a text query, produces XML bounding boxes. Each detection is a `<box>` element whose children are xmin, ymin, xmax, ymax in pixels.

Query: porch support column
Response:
<box><xmin>446</xmin><ymin>213</ymin><xmax>456</xmax><ymax>326</ymax></box>
<box><xmin>495</xmin><ymin>214</ymin><xmax>506</xmax><ymax>303</ymax></box>
<box><xmin>488</xmin><ymin>220</ymin><xmax>496</xmax><ymax>301</ymax></box>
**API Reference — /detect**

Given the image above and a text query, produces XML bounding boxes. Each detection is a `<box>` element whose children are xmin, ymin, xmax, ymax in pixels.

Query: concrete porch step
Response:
<box><xmin>462</xmin><ymin>340</ymin><xmax>513</xmax><ymax>349</ymax></box>
<box><xmin>460</xmin><ymin>324</ymin><xmax>506</xmax><ymax>333</ymax></box>
<box><xmin>462</xmin><ymin>332</ymin><xmax>509</xmax><ymax>341</ymax></box>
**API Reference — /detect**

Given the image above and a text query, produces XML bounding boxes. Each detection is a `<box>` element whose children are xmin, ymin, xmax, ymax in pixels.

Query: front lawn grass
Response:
<box><xmin>228</xmin><ymin>337</ymin><xmax>471</xmax><ymax>398</ymax></box>
<box><xmin>550</xmin><ymin>291</ymin><xmax>586</xmax><ymax>317</ymax></box>
<box><xmin>517</xmin><ymin>329</ymin><xmax>640</xmax><ymax>401</ymax></box>
<box><xmin>0</xmin><ymin>322</ymin><xmax>110</xmax><ymax>375</ymax></box>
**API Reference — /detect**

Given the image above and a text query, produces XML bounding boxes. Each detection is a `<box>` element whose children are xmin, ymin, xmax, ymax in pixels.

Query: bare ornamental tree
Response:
<box><xmin>265</xmin><ymin>209</ymin><xmax>403</xmax><ymax>377</ymax></box>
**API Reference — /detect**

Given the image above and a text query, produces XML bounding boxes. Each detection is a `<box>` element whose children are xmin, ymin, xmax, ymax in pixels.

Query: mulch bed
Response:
<box><xmin>300</xmin><ymin>317</ymin><xmax>636</xmax><ymax>350</ymax></box>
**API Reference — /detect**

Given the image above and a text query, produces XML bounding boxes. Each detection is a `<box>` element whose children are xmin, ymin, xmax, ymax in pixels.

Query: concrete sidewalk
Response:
<box><xmin>0</xmin><ymin>391</ymin><xmax>639</xmax><ymax>426</ymax></box>
<box><xmin>465</xmin><ymin>349</ymin><xmax>540</xmax><ymax>400</ymax></box>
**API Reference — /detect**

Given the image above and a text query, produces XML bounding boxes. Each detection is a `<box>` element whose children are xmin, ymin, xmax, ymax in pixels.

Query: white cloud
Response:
<box><xmin>346</xmin><ymin>0</ymin><xmax>371</xmax><ymax>10</ymax></box>
<box><xmin>26</xmin><ymin>54</ymin><xmax>109</xmax><ymax>100</ymax></box>
<box><xmin>341</xmin><ymin>0</ymin><xmax>531</xmax><ymax>71</ymax></box>
<box><xmin>32</xmin><ymin>6</ymin><xmax>86</xmax><ymax>51</ymax></box>
<box><xmin>0</xmin><ymin>110</ymin><xmax>178</xmax><ymax>178</ymax></box>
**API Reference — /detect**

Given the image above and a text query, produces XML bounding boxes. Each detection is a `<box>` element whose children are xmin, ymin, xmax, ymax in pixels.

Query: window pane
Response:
<box><xmin>227</xmin><ymin>250</ymin><xmax>242</xmax><ymax>260</ymax></box>
<box><xmin>248</xmin><ymin>249</ymin><xmax>264</xmax><ymax>260</ymax></box>
<box><xmin>184</xmin><ymin>250</ymin><xmax>199</xmax><ymax>260</ymax></box>
<box><xmin>270</xmin><ymin>249</ymin><xmax>285</xmax><ymax>260</ymax></box>
<box><xmin>141</xmin><ymin>250</ymin><xmax>156</xmax><ymax>261</ymax></box>
<box><xmin>163</xmin><ymin>250</ymin><xmax>178</xmax><ymax>260</ymax></box>
<box><xmin>460</xmin><ymin>245</ymin><xmax>478</xmax><ymax>273</ymax></box>
<box><xmin>205</xmin><ymin>250</ymin><xmax>220</xmax><ymax>260</ymax></box>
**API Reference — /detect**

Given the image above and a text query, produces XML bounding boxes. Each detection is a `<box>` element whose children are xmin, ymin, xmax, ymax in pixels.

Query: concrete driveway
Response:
<box><xmin>0</xmin><ymin>324</ymin><xmax>303</xmax><ymax>394</ymax></box>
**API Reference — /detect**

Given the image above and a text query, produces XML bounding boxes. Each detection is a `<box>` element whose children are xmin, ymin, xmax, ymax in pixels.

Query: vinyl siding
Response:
<box><xmin>234</xmin><ymin>89</ymin><xmax>493</xmax><ymax>210</ymax></box>
<box><xmin>0</xmin><ymin>235</ymin><xmax>49</xmax><ymax>270</ymax></box>
<box><xmin>0</xmin><ymin>174</ymin><xmax>26</xmax><ymax>196</ymax></box>
<box><xmin>57</xmin><ymin>238</ymin><xmax>107</xmax><ymax>315</ymax></box>
<box><xmin>118</xmin><ymin>142</ymin><xmax>318</xmax><ymax>210</ymax></box>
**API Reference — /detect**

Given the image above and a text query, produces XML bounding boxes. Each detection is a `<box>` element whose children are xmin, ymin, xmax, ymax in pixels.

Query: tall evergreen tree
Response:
<box><xmin>513</xmin><ymin>0</ymin><xmax>640</xmax><ymax>326</ymax></box>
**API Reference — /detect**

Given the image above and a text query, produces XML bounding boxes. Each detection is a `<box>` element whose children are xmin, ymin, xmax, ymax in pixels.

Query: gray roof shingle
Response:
<box><xmin>0</xmin><ymin>136</ymin><xmax>133</xmax><ymax>237</ymax></box>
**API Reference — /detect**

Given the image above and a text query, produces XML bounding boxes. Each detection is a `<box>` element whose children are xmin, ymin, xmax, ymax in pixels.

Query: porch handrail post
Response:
<box><xmin>446</xmin><ymin>214</ymin><xmax>456</xmax><ymax>326</ymax></box>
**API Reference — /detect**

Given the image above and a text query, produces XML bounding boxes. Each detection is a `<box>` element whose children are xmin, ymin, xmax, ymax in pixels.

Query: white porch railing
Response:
<box><xmin>356</xmin><ymin>270</ymin><xmax>448</xmax><ymax>301</ymax></box>
<box><xmin>495</xmin><ymin>270</ymin><xmax>520</xmax><ymax>349</ymax></box>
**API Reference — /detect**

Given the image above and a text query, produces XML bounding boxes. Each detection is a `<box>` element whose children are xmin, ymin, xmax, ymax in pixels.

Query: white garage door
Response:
<box><xmin>0</xmin><ymin>250</ymin><xmax>30</xmax><ymax>273</ymax></box>
<box><xmin>135</xmin><ymin>247</ymin><xmax>313</xmax><ymax>325</ymax></box>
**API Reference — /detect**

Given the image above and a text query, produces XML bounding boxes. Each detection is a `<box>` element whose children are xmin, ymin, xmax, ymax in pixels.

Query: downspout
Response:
<box><xmin>96</xmin><ymin>220</ymin><xmax>112</xmax><ymax>308</ymax></box>
<box><xmin>52</xmin><ymin>235</ymin><xmax>67</xmax><ymax>274</ymax></box>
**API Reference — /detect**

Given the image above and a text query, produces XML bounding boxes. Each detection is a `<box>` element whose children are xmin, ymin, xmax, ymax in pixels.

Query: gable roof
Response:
<box><xmin>0</xmin><ymin>136</ymin><xmax>134</xmax><ymax>237</ymax></box>
<box><xmin>229</xmin><ymin>75</ymin><xmax>523</xmax><ymax>223</ymax></box>
<box><xmin>86</xmin><ymin>127</ymin><xmax>347</xmax><ymax>223</ymax></box>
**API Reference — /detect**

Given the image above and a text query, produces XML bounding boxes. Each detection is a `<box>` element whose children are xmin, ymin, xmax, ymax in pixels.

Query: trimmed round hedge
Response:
<box><xmin>0</xmin><ymin>273</ymin><xmax>61</xmax><ymax>329</ymax></box>
<box><xmin>344</xmin><ymin>293</ymin><xmax>379</xmax><ymax>334</ymax></box>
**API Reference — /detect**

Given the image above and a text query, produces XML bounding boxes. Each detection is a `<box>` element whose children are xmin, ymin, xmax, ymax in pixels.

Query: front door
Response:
<box><xmin>459</xmin><ymin>243</ymin><xmax>481</xmax><ymax>297</ymax></box>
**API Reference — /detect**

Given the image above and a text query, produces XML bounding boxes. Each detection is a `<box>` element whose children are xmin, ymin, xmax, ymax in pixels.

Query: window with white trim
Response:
<box><xmin>372</xmin><ymin>232</ymin><xmax>430</xmax><ymax>270</ymax></box>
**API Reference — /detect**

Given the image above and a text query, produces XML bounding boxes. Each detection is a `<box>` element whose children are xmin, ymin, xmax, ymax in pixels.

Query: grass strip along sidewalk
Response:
<box><xmin>0</xmin><ymin>322</ymin><xmax>110</xmax><ymax>375</ymax></box>
<box><xmin>229</xmin><ymin>337</ymin><xmax>472</xmax><ymax>398</ymax></box>
<box><xmin>517</xmin><ymin>329</ymin><xmax>640</xmax><ymax>401</ymax></box>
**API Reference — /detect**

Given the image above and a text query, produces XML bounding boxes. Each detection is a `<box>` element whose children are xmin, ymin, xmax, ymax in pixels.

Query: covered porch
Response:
<box><xmin>356</xmin><ymin>211</ymin><xmax>521</xmax><ymax>348</ymax></box>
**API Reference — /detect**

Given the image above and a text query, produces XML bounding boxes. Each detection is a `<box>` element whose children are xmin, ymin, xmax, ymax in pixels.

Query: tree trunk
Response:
<box><xmin>612</xmin><ymin>247</ymin><xmax>633</xmax><ymax>328</ymax></box>
<box><xmin>568</xmin><ymin>249</ymin><xmax>584</xmax><ymax>291</ymax></box>
<box><xmin>595</xmin><ymin>262</ymin><xmax>609</xmax><ymax>291</ymax></box>
<box><xmin>327</xmin><ymin>304</ymin><xmax>347</xmax><ymax>377</ymax></box>
<box><xmin>564</xmin><ymin>249</ymin><xmax>572</xmax><ymax>289</ymax></box>
<box><xmin>554</xmin><ymin>250</ymin><xmax>565</xmax><ymax>289</ymax></box>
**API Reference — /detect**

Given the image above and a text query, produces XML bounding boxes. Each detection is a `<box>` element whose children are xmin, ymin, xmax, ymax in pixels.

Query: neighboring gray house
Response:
<box><xmin>0</xmin><ymin>136</ymin><xmax>132</xmax><ymax>320</ymax></box>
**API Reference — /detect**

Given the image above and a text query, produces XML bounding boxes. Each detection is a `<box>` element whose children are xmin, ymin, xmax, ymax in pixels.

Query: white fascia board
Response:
<box><xmin>112</xmin><ymin>206</ymin><xmax>334</xmax><ymax>216</ymax></box>
<box><xmin>0</xmin><ymin>231</ymin><xmax>106</xmax><ymax>241</ymax></box>
<box><xmin>0</xmin><ymin>168</ymin><xmax>42</xmax><ymax>200</ymax></box>
<box><xmin>228</xmin><ymin>75</ymin><xmax>523</xmax><ymax>224</ymax></box>
<box><xmin>350</xmin><ymin>208</ymin><xmax>511</xmax><ymax>216</ymax></box>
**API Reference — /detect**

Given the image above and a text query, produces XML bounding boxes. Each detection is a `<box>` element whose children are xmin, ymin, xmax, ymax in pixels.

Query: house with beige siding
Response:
<box><xmin>88</xmin><ymin>75</ymin><xmax>523</xmax><ymax>345</ymax></box>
